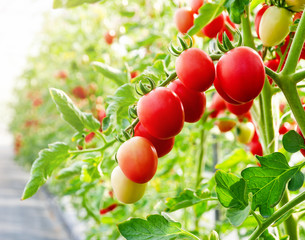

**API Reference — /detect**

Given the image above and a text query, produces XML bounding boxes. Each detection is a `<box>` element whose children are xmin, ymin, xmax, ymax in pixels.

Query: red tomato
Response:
<box><xmin>117</xmin><ymin>137</ymin><xmax>158</xmax><ymax>183</ymax></box>
<box><xmin>279</xmin><ymin>122</ymin><xmax>292</xmax><ymax>135</ymax></box>
<box><xmin>214</xmin><ymin>76</ymin><xmax>242</xmax><ymax>105</ymax></box>
<box><xmin>168</xmin><ymin>79</ymin><xmax>206</xmax><ymax>122</ymax></box>
<box><xmin>226</xmin><ymin>101</ymin><xmax>253</xmax><ymax>116</ymax></box>
<box><xmin>190</xmin><ymin>0</ymin><xmax>204</xmax><ymax>14</ymax></box>
<box><xmin>265</xmin><ymin>59</ymin><xmax>280</xmax><ymax>84</ymax></box>
<box><xmin>174</xmin><ymin>8</ymin><xmax>194</xmax><ymax>34</ymax></box>
<box><xmin>176</xmin><ymin>48</ymin><xmax>215</xmax><ymax>92</ymax></box>
<box><xmin>215</xmin><ymin>118</ymin><xmax>236</xmax><ymax>132</ymax></box>
<box><xmin>130</xmin><ymin>71</ymin><xmax>138</xmax><ymax>79</ymax></box>
<box><xmin>104</xmin><ymin>30</ymin><xmax>116</xmax><ymax>45</ymax></box>
<box><xmin>85</xmin><ymin>132</ymin><xmax>95</xmax><ymax>143</ymax></box>
<box><xmin>216</xmin><ymin>47</ymin><xmax>265</xmax><ymax>103</ymax></box>
<box><xmin>55</xmin><ymin>70</ymin><xmax>68</xmax><ymax>80</ymax></box>
<box><xmin>249</xmin><ymin>140</ymin><xmax>263</xmax><ymax>156</ymax></box>
<box><xmin>134</xmin><ymin>123</ymin><xmax>174</xmax><ymax>158</ymax></box>
<box><xmin>99</xmin><ymin>203</ymin><xmax>118</xmax><ymax>215</ymax></box>
<box><xmin>255</xmin><ymin>5</ymin><xmax>269</xmax><ymax>39</ymax></box>
<box><xmin>209</xmin><ymin>92</ymin><xmax>227</xmax><ymax>118</ymax></box>
<box><xmin>296</xmin><ymin>126</ymin><xmax>305</xmax><ymax>157</ymax></box>
<box><xmin>201</xmin><ymin>13</ymin><xmax>225</xmax><ymax>38</ymax></box>
<box><xmin>137</xmin><ymin>87</ymin><xmax>184</xmax><ymax>139</ymax></box>
<box><xmin>111</xmin><ymin>166</ymin><xmax>147</xmax><ymax>204</ymax></box>
<box><xmin>72</xmin><ymin>86</ymin><xmax>87</xmax><ymax>99</ymax></box>
<box><xmin>237</xmin><ymin>111</ymin><xmax>252</xmax><ymax>122</ymax></box>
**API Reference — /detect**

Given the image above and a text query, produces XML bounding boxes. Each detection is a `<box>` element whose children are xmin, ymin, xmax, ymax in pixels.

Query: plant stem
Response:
<box><xmin>281</xmin><ymin>12</ymin><xmax>305</xmax><ymax>75</ymax></box>
<box><xmin>292</xmin><ymin>69</ymin><xmax>305</xmax><ymax>83</ymax></box>
<box><xmin>241</xmin><ymin>5</ymin><xmax>256</xmax><ymax>49</ymax></box>
<box><xmin>69</xmin><ymin>139</ymin><xmax>117</xmax><ymax>155</ymax></box>
<box><xmin>159</xmin><ymin>71</ymin><xmax>177</xmax><ymax>87</ymax></box>
<box><xmin>249</xmin><ymin>190</ymin><xmax>305</xmax><ymax>240</ymax></box>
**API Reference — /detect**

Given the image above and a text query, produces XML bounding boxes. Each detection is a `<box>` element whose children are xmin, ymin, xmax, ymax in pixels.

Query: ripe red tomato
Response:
<box><xmin>168</xmin><ymin>79</ymin><xmax>206</xmax><ymax>122</ymax></box>
<box><xmin>226</xmin><ymin>101</ymin><xmax>253</xmax><ymax>116</ymax></box>
<box><xmin>137</xmin><ymin>87</ymin><xmax>184</xmax><ymax>139</ymax></box>
<box><xmin>117</xmin><ymin>137</ymin><xmax>158</xmax><ymax>184</ymax></box>
<box><xmin>55</xmin><ymin>70</ymin><xmax>68</xmax><ymax>80</ymax></box>
<box><xmin>174</xmin><ymin>8</ymin><xmax>194</xmax><ymax>34</ymax></box>
<box><xmin>209</xmin><ymin>92</ymin><xmax>227</xmax><ymax>118</ymax></box>
<box><xmin>249</xmin><ymin>140</ymin><xmax>263</xmax><ymax>156</ymax></box>
<box><xmin>214</xmin><ymin>76</ymin><xmax>242</xmax><ymax>105</ymax></box>
<box><xmin>134</xmin><ymin>123</ymin><xmax>174</xmax><ymax>158</ymax></box>
<box><xmin>72</xmin><ymin>86</ymin><xmax>87</xmax><ymax>99</ymax></box>
<box><xmin>99</xmin><ymin>203</ymin><xmax>118</xmax><ymax>215</ymax></box>
<box><xmin>85</xmin><ymin>132</ymin><xmax>95</xmax><ymax>143</ymax></box>
<box><xmin>216</xmin><ymin>47</ymin><xmax>265</xmax><ymax>103</ymax></box>
<box><xmin>104</xmin><ymin>30</ymin><xmax>116</xmax><ymax>45</ymax></box>
<box><xmin>259</xmin><ymin>6</ymin><xmax>293</xmax><ymax>47</ymax></box>
<box><xmin>176</xmin><ymin>48</ymin><xmax>215</xmax><ymax>92</ymax></box>
<box><xmin>279</xmin><ymin>122</ymin><xmax>292</xmax><ymax>135</ymax></box>
<box><xmin>215</xmin><ymin>118</ymin><xmax>236</xmax><ymax>132</ymax></box>
<box><xmin>201</xmin><ymin>13</ymin><xmax>225</xmax><ymax>38</ymax></box>
<box><xmin>111</xmin><ymin>166</ymin><xmax>147</xmax><ymax>204</ymax></box>
<box><xmin>255</xmin><ymin>5</ymin><xmax>269</xmax><ymax>39</ymax></box>
<box><xmin>237</xmin><ymin>111</ymin><xmax>252</xmax><ymax>122</ymax></box>
<box><xmin>190</xmin><ymin>0</ymin><xmax>204</xmax><ymax>14</ymax></box>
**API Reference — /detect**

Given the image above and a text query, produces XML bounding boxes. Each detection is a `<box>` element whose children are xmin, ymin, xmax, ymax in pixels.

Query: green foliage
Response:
<box><xmin>53</xmin><ymin>0</ymin><xmax>101</xmax><ymax>9</ymax></box>
<box><xmin>118</xmin><ymin>214</ymin><xmax>194</xmax><ymax>240</ymax></box>
<box><xmin>242</xmin><ymin>153</ymin><xmax>302</xmax><ymax>217</ymax></box>
<box><xmin>22</xmin><ymin>142</ymin><xmax>70</xmax><ymax>200</ymax></box>
<box><xmin>224</xmin><ymin>0</ymin><xmax>250</xmax><ymax>24</ymax></box>
<box><xmin>282</xmin><ymin>130</ymin><xmax>305</xmax><ymax>153</ymax></box>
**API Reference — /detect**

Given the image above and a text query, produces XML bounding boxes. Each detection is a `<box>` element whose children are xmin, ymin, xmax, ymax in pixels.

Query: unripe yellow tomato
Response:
<box><xmin>111</xmin><ymin>166</ymin><xmax>147</xmax><ymax>204</ymax></box>
<box><xmin>236</xmin><ymin>122</ymin><xmax>255</xmax><ymax>144</ymax></box>
<box><xmin>259</xmin><ymin>6</ymin><xmax>293</xmax><ymax>47</ymax></box>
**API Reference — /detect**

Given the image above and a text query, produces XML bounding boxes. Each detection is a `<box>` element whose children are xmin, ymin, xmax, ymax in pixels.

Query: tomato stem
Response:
<box><xmin>241</xmin><ymin>5</ymin><xmax>256</xmax><ymax>49</ymax></box>
<box><xmin>292</xmin><ymin>69</ymin><xmax>305</xmax><ymax>83</ymax></box>
<box><xmin>159</xmin><ymin>71</ymin><xmax>177</xmax><ymax>87</ymax></box>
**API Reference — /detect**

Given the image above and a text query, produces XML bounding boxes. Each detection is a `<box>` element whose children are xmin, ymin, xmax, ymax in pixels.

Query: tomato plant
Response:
<box><xmin>236</xmin><ymin>121</ymin><xmax>255</xmax><ymax>144</ymax></box>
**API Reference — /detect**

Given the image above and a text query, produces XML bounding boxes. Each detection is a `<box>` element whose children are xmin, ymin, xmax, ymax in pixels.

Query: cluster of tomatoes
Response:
<box><xmin>174</xmin><ymin>0</ymin><xmax>236</xmax><ymax>41</ymax></box>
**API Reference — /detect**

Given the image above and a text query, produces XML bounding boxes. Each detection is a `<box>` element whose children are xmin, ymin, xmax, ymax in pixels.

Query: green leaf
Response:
<box><xmin>165</xmin><ymin>189</ymin><xmax>212</xmax><ymax>212</ymax></box>
<box><xmin>288</xmin><ymin>171</ymin><xmax>304</xmax><ymax>191</ymax></box>
<box><xmin>241</xmin><ymin>152</ymin><xmax>300</xmax><ymax>217</ymax></box>
<box><xmin>104</xmin><ymin>84</ymin><xmax>137</xmax><ymax>133</ymax></box>
<box><xmin>132</xmin><ymin>60</ymin><xmax>165</xmax><ymax>84</ymax></box>
<box><xmin>215</xmin><ymin>149</ymin><xmax>252</xmax><ymax>171</ymax></box>
<box><xmin>22</xmin><ymin>143</ymin><xmax>70</xmax><ymax>200</ymax></box>
<box><xmin>282</xmin><ymin>130</ymin><xmax>305</xmax><ymax>153</ymax></box>
<box><xmin>250</xmin><ymin>0</ymin><xmax>264</xmax><ymax>11</ymax></box>
<box><xmin>259</xmin><ymin>229</ymin><xmax>277</xmax><ymax>240</ymax></box>
<box><xmin>226</xmin><ymin>204</ymin><xmax>251</xmax><ymax>226</ymax></box>
<box><xmin>224</xmin><ymin>0</ymin><xmax>250</xmax><ymax>24</ymax></box>
<box><xmin>215</xmin><ymin>170</ymin><xmax>248</xmax><ymax>209</ymax></box>
<box><xmin>118</xmin><ymin>214</ymin><xmax>195</xmax><ymax>240</ymax></box>
<box><xmin>91</xmin><ymin>61</ymin><xmax>128</xmax><ymax>86</ymax></box>
<box><xmin>53</xmin><ymin>0</ymin><xmax>101</xmax><ymax>9</ymax></box>
<box><xmin>56</xmin><ymin>161</ymin><xmax>84</xmax><ymax>179</ymax></box>
<box><xmin>188</xmin><ymin>3</ymin><xmax>224</xmax><ymax>36</ymax></box>
<box><xmin>50</xmin><ymin>88</ymin><xmax>101</xmax><ymax>132</ymax></box>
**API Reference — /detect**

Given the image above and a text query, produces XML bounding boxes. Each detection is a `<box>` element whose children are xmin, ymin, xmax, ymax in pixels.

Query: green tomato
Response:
<box><xmin>259</xmin><ymin>6</ymin><xmax>293</xmax><ymax>47</ymax></box>
<box><xmin>286</xmin><ymin>0</ymin><xmax>305</xmax><ymax>12</ymax></box>
<box><xmin>236</xmin><ymin>122</ymin><xmax>255</xmax><ymax>144</ymax></box>
<box><xmin>111</xmin><ymin>166</ymin><xmax>147</xmax><ymax>204</ymax></box>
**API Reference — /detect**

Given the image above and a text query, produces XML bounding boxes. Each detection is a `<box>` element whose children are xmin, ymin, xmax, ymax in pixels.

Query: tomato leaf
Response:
<box><xmin>118</xmin><ymin>214</ymin><xmax>195</xmax><ymax>240</ymax></box>
<box><xmin>50</xmin><ymin>88</ymin><xmax>100</xmax><ymax>132</ymax></box>
<box><xmin>132</xmin><ymin>60</ymin><xmax>166</xmax><ymax>84</ymax></box>
<box><xmin>215</xmin><ymin>170</ymin><xmax>250</xmax><ymax>226</ymax></box>
<box><xmin>22</xmin><ymin>142</ymin><xmax>70</xmax><ymax>200</ymax></box>
<box><xmin>165</xmin><ymin>189</ymin><xmax>211</xmax><ymax>212</ymax></box>
<box><xmin>282</xmin><ymin>130</ymin><xmax>305</xmax><ymax>153</ymax></box>
<box><xmin>188</xmin><ymin>3</ymin><xmax>224</xmax><ymax>36</ymax></box>
<box><xmin>103</xmin><ymin>84</ymin><xmax>137</xmax><ymax>133</ymax></box>
<box><xmin>53</xmin><ymin>0</ymin><xmax>101</xmax><ymax>9</ymax></box>
<box><xmin>91</xmin><ymin>61</ymin><xmax>128</xmax><ymax>86</ymax></box>
<box><xmin>224</xmin><ymin>0</ymin><xmax>250</xmax><ymax>24</ymax></box>
<box><xmin>241</xmin><ymin>152</ymin><xmax>301</xmax><ymax>217</ymax></box>
<box><xmin>288</xmin><ymin>171</ymin><xmax>304</xmax><ymax>191</ymax></box>
<box><xmin>56</xmin><ymin>161</ymin><xmax>84</xmax><ymax>179</ymax></box>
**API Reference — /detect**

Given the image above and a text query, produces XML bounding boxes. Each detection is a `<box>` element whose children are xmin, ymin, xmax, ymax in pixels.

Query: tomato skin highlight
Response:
<box><xmin>201</xmin><ymin>13</ymin><xmax>225</xmax><ymax>38</ymax></box>
<box><xmin>137</xmin><ymin>87</ymin><xmax>184</xmax><ymax>139</ymax></box>
<box><xmin>226</xmin><ymin>101</ymin><xmax>253</xmax><ymax>116</ymax></box>
<box><xmin>168</xmin><ymin>79</ymin><xmax>206</xmax><ymax>123</ymax></box>
<box><xmin>134</xmin><ymin>123</ymin><xmax>174</xmax><ymax>158</ymax></box>
<box><xmin>190</xmin><ymin>0</ymin><xmax>204</xmax><ymax>14</ymax></box>
<box><xmin>259</xmin><ymin>6</ymin><xmax>293</xmax><ymax>47</ymax></box>
<box><xmin>111</xmin><ymin>166</ymin><xmax>147</xmax><ymax>204</ymax></box>
<box><xmin>117</xmin><ymin>137</ymin><xmax>158</xmax><ymax>184</ymax></box>
<box><xmin>216</xmin><ymin>46</ymin><xmax>265</xmax><ymax>103</ymax></box>
<box><xmin>176</xmin><ymin>48</ymin><xmax>215</xmax><ymax>92</ymax></box>
<box><xmin>174</xmin><ymin>8</ymin><xmax>194</xmax><ymax>34</ymax></box>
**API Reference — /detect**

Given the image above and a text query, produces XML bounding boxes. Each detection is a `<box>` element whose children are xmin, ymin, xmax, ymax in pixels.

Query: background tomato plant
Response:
<box><xmin>10</xmin><ymin>0</ymin><xmax>305</xmax><ymax>239</ymax></box>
